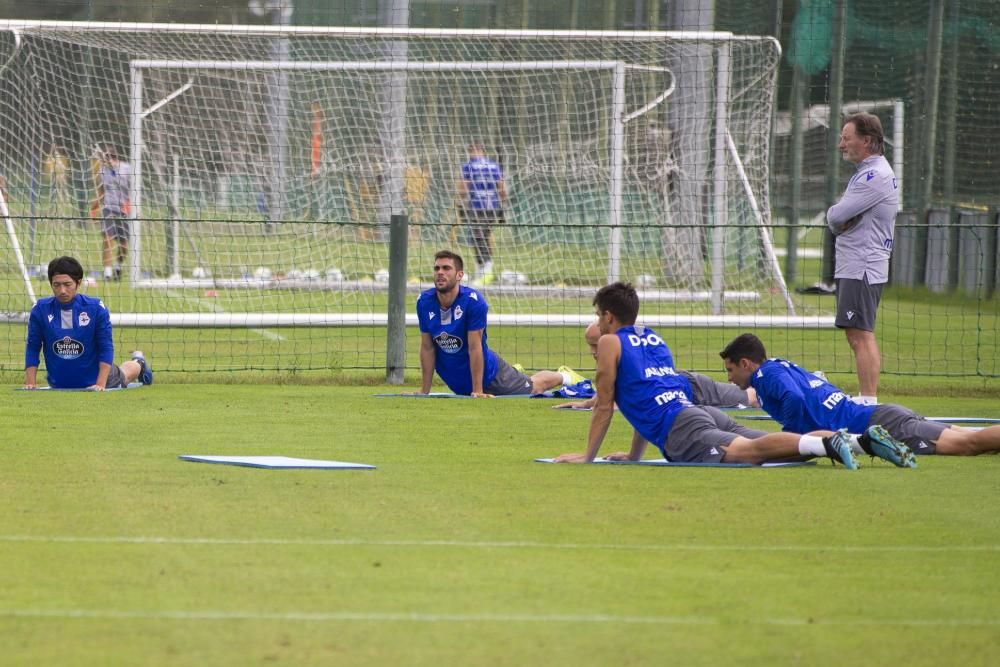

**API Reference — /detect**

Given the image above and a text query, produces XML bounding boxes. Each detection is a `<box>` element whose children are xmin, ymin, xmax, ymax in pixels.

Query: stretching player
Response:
<box><xmin>720</xmin><ymin>333</ymin><xmax>998</xmax><ymax>457</ymax></box>
<box><xmin>413</xmin><ymin>250</ymin><xmax>583</xmax><ymax>397</ymax></box>
<box><xmin>24</xmin><ymin>256</ymin><xmax>153</xmax><ymax>391</ymax></box>
<box><xmin>553</xmin><ymin>321</ymin><xmax>758</xmax><ymax>410</ymax></box>
<box><xmin>553</xmin><ymin>283</ymin><xmax>912</xmax><ymax>468</ymax></box>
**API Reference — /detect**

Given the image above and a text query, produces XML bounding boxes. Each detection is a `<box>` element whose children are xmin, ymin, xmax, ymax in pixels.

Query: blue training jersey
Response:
<box><xmin>612</xmin><ymin>325</ymin><xmax>694</xmax><ymax>456</ymax></box>
<box><xmin>416</xmin><ymin>285</ymin><xmax>499</xmax><ymax>395</ymax></box>
<box><xmin>750</xmin><ymin>358</ymin><xmax>875</xmax><ymax>434</ymax></box>
<box><xmin>461</xmin><ymin>157</ymin><xmax>503</xmax><ymax>210</ymax></box>
<box><xmin>25</xmin><ymin>293</ymin><xmax>115</xmax><ymax>388</ymax></box>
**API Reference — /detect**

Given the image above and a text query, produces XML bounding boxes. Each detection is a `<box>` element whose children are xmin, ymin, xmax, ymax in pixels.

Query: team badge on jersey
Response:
<box><xmin>433</xmin><ymin>332</ymin><xmax>463</xmax><ymax>354</ymax></box>
<box><xmin>53</xmin><ymin>336</ymin><xmax>84</xmax><ymax>359</ymax></box>
<box><xmin>79</xmin><ymin>312</ymin><xmax>90</xmax><ymax>327</ymax></box>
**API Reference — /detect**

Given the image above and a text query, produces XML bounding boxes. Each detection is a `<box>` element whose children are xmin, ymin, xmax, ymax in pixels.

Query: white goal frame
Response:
<box><xmin>127</xmin><ymin>57</ymin><xmax>675</xmax><ymax>291</ymax></box>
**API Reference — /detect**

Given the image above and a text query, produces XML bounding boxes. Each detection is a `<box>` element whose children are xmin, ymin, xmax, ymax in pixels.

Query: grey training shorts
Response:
<box><xmin>835</xmin><ymin>275</ymin><xmax>884</xmax><ymax>331</ymax></box>
<box><xmin>105</xmin><ymin>363</ymin><xmax>127</xmax><ymax>389</ymax></box>
<box><xmin>485</xmin><ymin>355</ymin><xmax>533</xmax><ymax>396</ymax></box>
<box><xmin>869</xmin><ymin>403</ymin><xmax>948</xmax><ymax>455</ymax></box>
<box><xmin>101</xmin><ymin>211</ymin><xmax>131</xmax><ymax>242</ymax></box>
<box><xmin>681</xmin><ymin>371</ymin><xmax>751</xmax><ymax>408</ymax></box>
<box><xmin>663</xmin><ymin>405</ymin><xmax>768</xmax><ymax>463</ymax></box>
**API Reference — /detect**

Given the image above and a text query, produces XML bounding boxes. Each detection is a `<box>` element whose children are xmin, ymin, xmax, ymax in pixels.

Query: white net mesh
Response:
<box><xmin>0</xmin><ymin>24</ymin><xmax>784</xmax><ymax>374</ymax></box>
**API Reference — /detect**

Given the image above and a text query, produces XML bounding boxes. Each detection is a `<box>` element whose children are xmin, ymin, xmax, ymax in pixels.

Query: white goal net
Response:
<box><xmin>0</xmin><ymin>22</ymin><xmax>796</xmax><ymax>375</ymax></box>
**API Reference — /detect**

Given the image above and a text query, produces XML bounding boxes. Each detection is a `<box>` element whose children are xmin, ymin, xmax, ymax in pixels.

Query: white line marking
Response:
<box><xmin>1</xmin><ymin>535</ymin><xmax>997</xmax><ymax>552</ymax></box>
<box><xmin>0</xmin><ymin>608</ymin><xmax>996</xmax><ymax>626</ymax></box>
<box><xmin>165</xmin><ymin>289</ymin><xmax>285</xmax><ymax>341</ymax></box>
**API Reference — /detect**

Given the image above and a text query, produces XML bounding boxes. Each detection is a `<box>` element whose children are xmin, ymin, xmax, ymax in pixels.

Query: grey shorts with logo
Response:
<box><xmin>485</xmin><ymin>355</ymin><xmax>533</xmax><ymax>396</ymax></box>
<box><xmin>869</xmin><ymin>403</ymin><xmax>947</xmax><ymax>455</ymax></box>
<box><xmin>680</xmin><ymin>371</ymin><xmax>751</xmax><ymax>408</ymax></box>
<box><xmin>835</xmin><ymin>275</ymin><xmax>884</xmax><ymax>331</ymax></box>
<box><xmin>663</xmin><ymin>405</ymin><xmax>768</xmax><ymax>463</ymax></box>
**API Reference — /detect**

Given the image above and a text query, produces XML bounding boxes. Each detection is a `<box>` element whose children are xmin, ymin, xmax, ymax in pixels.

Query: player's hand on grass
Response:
<box><xmin>22</xmin><ymin>383</ymin><xmax>37</xmax><ymax>390</ymax></box>
<box><xmin>603</xmin><ymin>452</ymin><xmax>633</xmax><ymax>461</ymax></box>
<box><xmin>552</xmin><ymin>399</ymin><xmax>593</xmax><ymax>410</ymax></box>
<box><xmin>88</xmin><ymin>384</ymin><xmax>105</xmax><ymax>392</ymax></box>
<box><xmin>470</xmin><ymin>391</ymin><xmax>495</xmax><ymax>398</ymax></box>
<box><xmin>553</xmin><ymin>452</ymin><xmax>589</xmax><ymax>463</ymax></box>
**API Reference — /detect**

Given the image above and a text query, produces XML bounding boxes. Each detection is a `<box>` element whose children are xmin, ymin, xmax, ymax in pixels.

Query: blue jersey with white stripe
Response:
<box><xmin>612</xmin><ymin>325</ymin><xmax>694</xmax><ymax>454</ymax></box>
<box><xmin>461</xmin><ymin>157</ymin><xmax>503</xmax><ymax>210</ymax></box>
<box><xmin>750</xmin><ymin>358</ymin><xmax>875</xmax><ymax>434</ymax></box>
<box><xmin>416</xmin><ymin>285</ymin><xmax>498</xmax><ymax>395</ymax></box>
<box><xmin>25</xmin><ymin>293</ymin><xmax>115</xmax><ymax>388</ymax></box>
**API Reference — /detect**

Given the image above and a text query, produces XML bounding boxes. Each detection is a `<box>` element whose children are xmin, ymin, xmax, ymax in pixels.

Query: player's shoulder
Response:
<box><xmin>458</xmin><ymin>284</ymin><xmax>486</xmax><ymax>304</ymax></box>
<box><xmin>31</xmin><ymin>296</ymin><xmax>57</xmax><ymax>311</ymax></box>
<box><xmin>416</xmin><ymin>287</ymin><xmax>437</xmax><ymax>304</ymax></box>
<box><xmin>76</xmin><ymin>293</ymin><xmax>108</xmax><ymax>311</ymax></box>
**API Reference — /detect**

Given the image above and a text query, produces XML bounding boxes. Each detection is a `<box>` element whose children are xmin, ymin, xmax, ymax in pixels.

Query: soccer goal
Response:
<box><xmin>0</xmin><ymin>23</ymin><xmax>809</xmax><ymax>375</ymax></box>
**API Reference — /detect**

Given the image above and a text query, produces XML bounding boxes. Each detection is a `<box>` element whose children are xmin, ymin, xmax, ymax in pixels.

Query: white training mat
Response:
<box><xmin>534</xmin><ymin>458</ymin><xmax>815</xmax><ymax>468</ymax></box>
<box><xmin>179</xmin><ymin>455</ymin><xmax>375</xmax><ymax>469</ymax></box>
<box><xmin>15</xmin><ymin>382</ymin><xmax>143</xmax><ymax>392</ymax></box>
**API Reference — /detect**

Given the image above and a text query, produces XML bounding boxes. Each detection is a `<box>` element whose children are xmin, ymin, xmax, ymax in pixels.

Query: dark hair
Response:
<box><xmin>593</xmin><ymin>282</ymin><xmax>639</xmax><ymax>325</ymax></box>
<box><xmin>719</xmin><ymin>333</ymin><xmax>768</xmax><ymax>365</ymax></box>
<box><xmin>845</xmin><ymin>112</ymin><xmax>885</xmax><ymax>156</ymax></box>
<box><xmin>434</xmin><ymin>249</ymin><xmax>464</xmax><ymax>272</ymax></box>
<box><xmin>48</xmin><ymin>256</ymin><xmax>84</xmax><ymax>283</ymax></box>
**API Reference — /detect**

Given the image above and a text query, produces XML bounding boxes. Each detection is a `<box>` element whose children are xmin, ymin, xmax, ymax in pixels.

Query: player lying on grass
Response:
<box><xmin>412</xmin><ymin>250</ymin><xmax>585</xmax><ymax>397</ymax></box>
<box><xmin>553</xmin><ymin>282</ymin><xmax>915</xmax><ymax>469</ymax></box>
<box><xmin>24</xmin><ymin>255</ymin><xmax>153</xmax><ymax>391</ymax></box>
<box><xmin>553</xmin><ymin>321</ymin><xmax>759</xmax><ymax>410</ymax></box>
<box><xmin>720</xmin><ymin>332</ymin><xmax>1000</xmax><ymax>457</ymax></box>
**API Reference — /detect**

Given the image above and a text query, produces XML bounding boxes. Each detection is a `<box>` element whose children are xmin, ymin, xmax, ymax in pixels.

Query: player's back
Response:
<box><xmin>756</xmin><ymin>359</ymin><xmax>874</xmax><ymax>434</ymax></box>
<box><xmin>613</xmin><ymin>325</ymin><xmax>693</xmax><ymax>448</ymax></box>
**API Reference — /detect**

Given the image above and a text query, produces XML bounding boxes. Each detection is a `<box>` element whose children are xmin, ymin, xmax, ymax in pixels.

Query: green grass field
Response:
<box><xmin>2</xmin><ymin>385</ymin><xmax>998</xmax><ymax>665</ymax></box>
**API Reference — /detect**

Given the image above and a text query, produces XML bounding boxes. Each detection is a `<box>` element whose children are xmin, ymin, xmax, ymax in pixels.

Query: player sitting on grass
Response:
<box><xmin>24</xmin><ymin>255</ymin><xmax>153</xmax><ymax>391</ymax></box>
<box><xmin>553</xmin><ymin>321</ymin><xmax>759</xmax><ymax>410</ymax></box>
<box><xmin>413</xmin><ymin>250</ymin><xmax>584</xmax><ymax>397</ymax></box>
<box><xmin>553</xmin><ymin>282</ymin><xmax>914</xmax><ymax>469</ymax></box>
<box><xmin>720</xmin><ymin>332</ymin><xmax>1000</xmax><ymax>458</ymax></box>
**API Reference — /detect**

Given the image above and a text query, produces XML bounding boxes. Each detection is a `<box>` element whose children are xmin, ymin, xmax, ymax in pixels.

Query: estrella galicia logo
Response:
<box><xmin>433</xmin><ymin>331</ymin><xmax>463</xmax><ymax>354</ymax></box>
<box><xmin>53</xmin><ymin>336</ymin><xmax>84</xmax><ymax>359</ymax></box>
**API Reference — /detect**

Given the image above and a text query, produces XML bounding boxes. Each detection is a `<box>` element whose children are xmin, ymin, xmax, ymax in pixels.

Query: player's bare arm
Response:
<box><xmin>555</xmin><ymin>333</ymin><xmax>620</xmax><ymax>462</ymax></box>
<box><xmin>413</xmin><ymin>332</ymin><xmax>436</xmax><ymax>394</ymax></box>
<box><xmin>24</xmin><ymin>365</ymin><xmax>38</xmax><ymax>389</ymax></box>
<box><xmin>467</xmin><ymin>328</ymin><xmax>493</xmax><ymax>398</ymax></box>
<box><xmin>605</xmin><ymin>430</ymin><xmax>649</xmax><ymax>461</ymax></box>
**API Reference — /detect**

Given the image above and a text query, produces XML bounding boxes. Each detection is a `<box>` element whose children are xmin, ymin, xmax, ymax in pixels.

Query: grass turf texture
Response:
<box><xmin>1</xmin><ymin>386</ymin><xmax>998</xmax><ymax>665</ymax></box>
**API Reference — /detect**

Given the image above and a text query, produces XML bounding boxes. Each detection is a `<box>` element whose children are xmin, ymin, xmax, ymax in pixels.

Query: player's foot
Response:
<box><xmin>858</xmin><ymin>425</ymin><xmax>917</xmax><ymax>468</ymax></box>
<box><xmin>113</xmin><ymin>266</ymin><xmax>122</xmax><ymax>281</ymax></box>
<box><xmin>823</xmin><ymin>429</ymin><xmax>859</xmax><ymax>470</ymax></box>
<box><xmin>103</xmin><ymin>267</ymin><xmax>113</xmax><ymax>281</ymax></box>
<box><xmin>557</xmin><ymin>365</ymin><xmax>587</xmax><ymax>386</ymax></box>
<box><xmin>512</xmin><ymin>363</ymin><xmax>526</xmax><ymax>375</ymax></box>
<box><xmin>132</xmin><ymin>351</ymin><xmax>153</xmax><ymax>385</ymax></box>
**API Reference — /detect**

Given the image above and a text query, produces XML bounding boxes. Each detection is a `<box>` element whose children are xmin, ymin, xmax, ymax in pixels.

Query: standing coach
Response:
<box><xmin>826</xmin><ymin>112</ymin><xmax>899</xmax><ymax>406</ymax></box>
